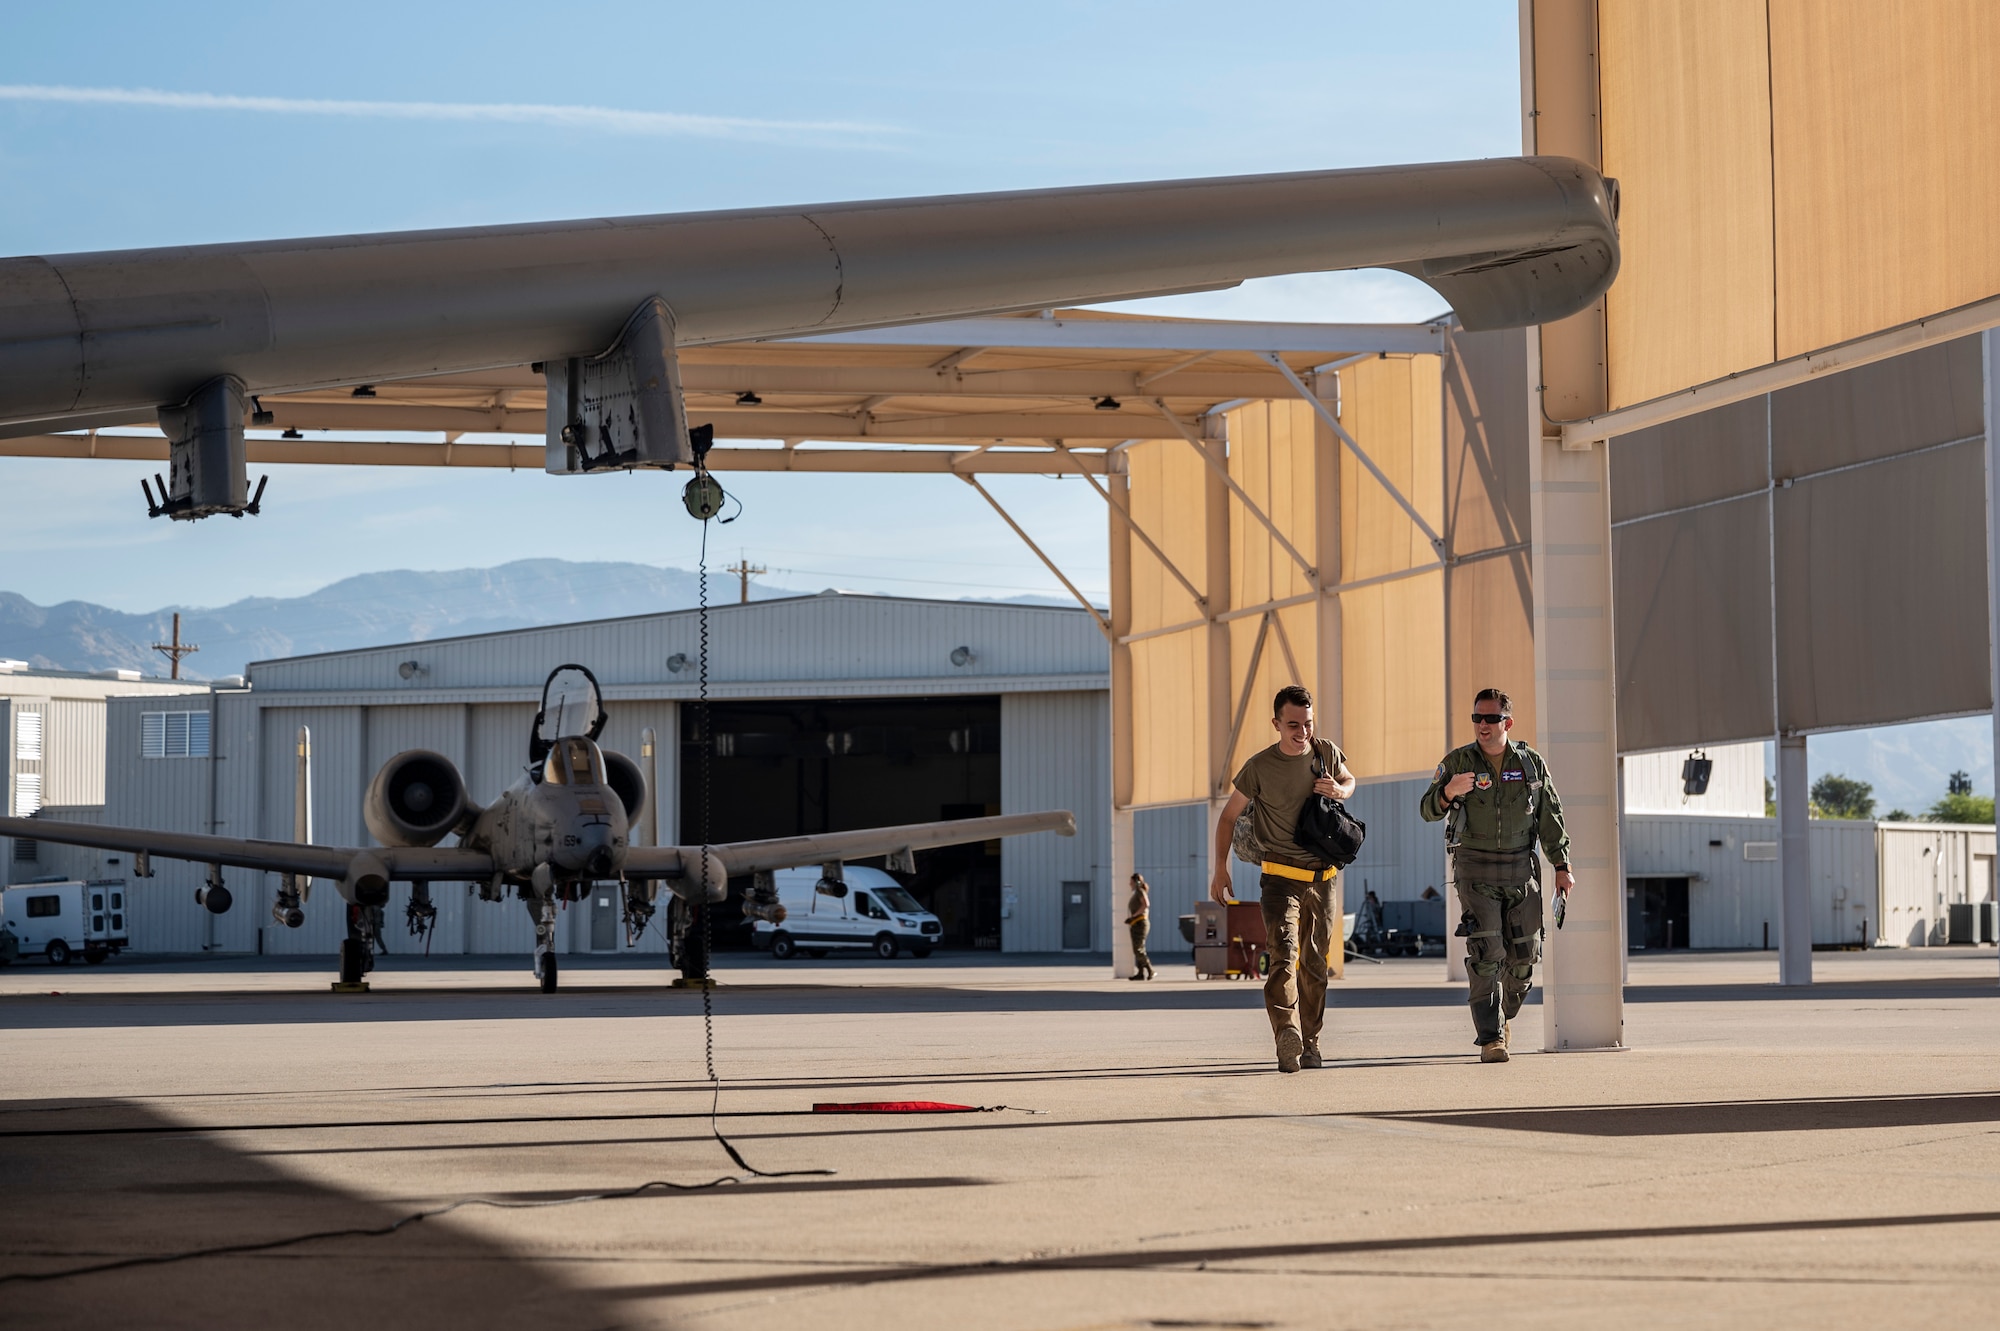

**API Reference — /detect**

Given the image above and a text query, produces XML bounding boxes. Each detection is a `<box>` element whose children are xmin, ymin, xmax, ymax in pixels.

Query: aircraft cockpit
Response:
<box><xmin>543</xmin><ymin>735</ymin><xmax>608</xmax><ymax>787</ymax></box>
<box><xmin>528</xmin><ymin>663</ymin><xmax>609</xmax><ymax>780</ymax></box>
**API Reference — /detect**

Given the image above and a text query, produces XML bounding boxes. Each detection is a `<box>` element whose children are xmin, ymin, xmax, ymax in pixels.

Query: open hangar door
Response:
<box><xmin>680</xmin><ymin>697</ymin><xmax>1003</xmax><ymax>950</ymax></box>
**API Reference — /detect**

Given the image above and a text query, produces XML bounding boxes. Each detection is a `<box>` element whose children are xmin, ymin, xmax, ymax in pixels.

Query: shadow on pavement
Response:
<box><xmin>604</xmin><ymin>1207</ymin><xmax>2000</xmax><ymax>1300</ymax></box>
<box><xmin>0</xmin><ymin>1100</ymin><xmax>634</xmax><ymax>1331</ymax></box>
<box><xmin>1365</xmin><ymin>1090</ymin><xmax>2000</xmax><ymax>1135</ymax></box>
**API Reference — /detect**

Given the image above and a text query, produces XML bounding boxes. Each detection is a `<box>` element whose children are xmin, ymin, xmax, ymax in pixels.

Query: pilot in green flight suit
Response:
<box><xmin>1419</xmin><ymin>688</ymin><xmax>1572</xmax><ymax>1063</ymax></box>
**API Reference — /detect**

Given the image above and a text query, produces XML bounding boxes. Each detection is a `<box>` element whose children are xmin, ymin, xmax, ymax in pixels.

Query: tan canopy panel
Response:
<box><xmin>1611</xmin><ymin>335</ymin><xmax>1989</xmax><ymax>753</ymax></box>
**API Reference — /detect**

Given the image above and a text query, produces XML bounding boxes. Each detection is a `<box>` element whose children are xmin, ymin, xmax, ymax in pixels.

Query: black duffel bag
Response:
<box><xmin>1295</xmin><ymin>741</ymin><xmax>1366</xmax><ymax>869</ymax></box>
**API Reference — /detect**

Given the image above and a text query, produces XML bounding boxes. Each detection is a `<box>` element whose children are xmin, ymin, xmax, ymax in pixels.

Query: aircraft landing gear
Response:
<box><xmin>531</xmin><ymin>894</ymin><xmax>559</xmax><ymax>993</ymax></box>
<box><xmin>335</xmin><ymin>903</ymin><xmax>380</xmax><ymax>991</ymax></box>
<box><xmin>668</xmin><ymin>897</ymin><xmax>710</xmax><ymax>985</ymax></box>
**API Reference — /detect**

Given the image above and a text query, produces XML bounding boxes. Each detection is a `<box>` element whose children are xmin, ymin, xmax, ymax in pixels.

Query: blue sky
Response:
<box><xmin>1</xmin><ymin>1</ymin><xmax>1517</xmax><ymax>612</ymax></box>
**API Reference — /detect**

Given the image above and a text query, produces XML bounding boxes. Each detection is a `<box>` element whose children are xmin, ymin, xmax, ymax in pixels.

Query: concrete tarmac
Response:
<box><xmin>3</xmin><ymin>946</ymin><xmax>1998</xmax><ymax>1329</ymax></box>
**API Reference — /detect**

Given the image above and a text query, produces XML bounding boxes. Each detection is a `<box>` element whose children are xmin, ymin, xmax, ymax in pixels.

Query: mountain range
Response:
<box><xmin>0</xmin><ymin>560</ymin><xmax>1081</xmax><ymax>680</ymax></box>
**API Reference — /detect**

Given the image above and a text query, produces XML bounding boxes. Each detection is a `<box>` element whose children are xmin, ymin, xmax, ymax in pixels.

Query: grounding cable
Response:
<box><xmin>692</xmin><ymin>481</ymin><xmax>831</xmax><ymax>1182</ymax></box>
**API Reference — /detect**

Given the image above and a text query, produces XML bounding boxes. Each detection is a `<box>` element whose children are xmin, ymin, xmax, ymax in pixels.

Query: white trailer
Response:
<box><xmin>0</xmin><ymin>879</ymin><xmax>130</xmax><ymax>965</ymax></box>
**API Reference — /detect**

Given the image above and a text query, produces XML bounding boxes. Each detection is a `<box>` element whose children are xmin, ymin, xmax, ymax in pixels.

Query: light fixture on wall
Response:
<box><xmin>666</xmin><ymin>653</ymin><xmax>689</xmax><ymax>673</ymax></box>
<box><xmin>1681</xmin><ymin>749</ymin><xmax>1713</xmax><ymax>797</ymax></box>
<box><xmin>950</xmin><ymin>645</ymin><xmax>975</xmax><ymax>668</ymax></box>
<box><xmin>398</xmin><ymin>660</ymin><xmax>428</xmax><ymax>680</ymax></box>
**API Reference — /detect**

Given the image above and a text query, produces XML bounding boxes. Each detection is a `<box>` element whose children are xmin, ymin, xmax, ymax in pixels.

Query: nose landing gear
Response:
<box><xmin>532</xmin><ymin>891</ymin><xmax>560</xmax><ymax>993</ymax></box>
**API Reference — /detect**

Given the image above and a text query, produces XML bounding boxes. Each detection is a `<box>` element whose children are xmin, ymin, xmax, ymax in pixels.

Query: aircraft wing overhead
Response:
<box><xmin>0</xmin><ymin>156</ymin><xmax>1617</xmax><ymax>433</ymax></box>
<box><xmin>623</xmin><ymin>809</ymin><xmax>1077</xmax><ymax>881</ymax></box>
<box><xmin>0</xmin><ymin>816</ymin><xmax>496</xmax><ymax>882</ymax></box>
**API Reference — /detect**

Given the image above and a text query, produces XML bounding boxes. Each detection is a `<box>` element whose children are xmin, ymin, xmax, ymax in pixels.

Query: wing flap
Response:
<box><xmin>0</xmin><ymin>816</ymin><xmax>498</xmax><ymax>883</ymax></box>
<box><xmin>0</xmin><ymin>815</ymin><xmax>357</xmax><ymax>879</ymax></box>
<box><xmin>713</xmin><ymin>809</ymin><xmax>1075</xmax><ymax>878</ymax></box>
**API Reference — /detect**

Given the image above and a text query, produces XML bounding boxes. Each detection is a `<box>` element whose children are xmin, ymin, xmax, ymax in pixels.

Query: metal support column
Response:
<box><xmin>1988</xmin><ymin>328</ymin><xmax>2000</xmax><ymax>985</ymax></box>
<box><xmin>1528</xmin><ymin>424</ymin><xmax>1624</xmax><ymax>1050</ymax></box>
<box><xmin>1777</xmin><ymin>733</ymin><xmax>1813</xmax><ymax>985</ymax></box>
<box><xmin>1109</xmin><ymin>453</ymin><xmax>1138</xmax><ymax>978</ymax></box>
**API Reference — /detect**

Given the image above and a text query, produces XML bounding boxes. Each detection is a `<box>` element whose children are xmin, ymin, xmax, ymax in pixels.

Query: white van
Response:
<box><xmin>751</xmin><ymin>866</ymin><xmax>943</xmax><ymax>960</ymax></box>
<box><xmin>0</xmin><ymin>879</ymin><xmax>131</xmax><ymax>965</ymax></box>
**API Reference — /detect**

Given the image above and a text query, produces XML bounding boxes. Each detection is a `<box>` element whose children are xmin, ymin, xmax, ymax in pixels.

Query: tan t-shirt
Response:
<box><xmin>1233</xmin><ymin>738</ymin><xmax>1346</xmax><ymax>871</ymax></box>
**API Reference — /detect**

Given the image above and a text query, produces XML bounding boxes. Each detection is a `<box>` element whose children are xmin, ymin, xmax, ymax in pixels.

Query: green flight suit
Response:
<box><xmin>1419</xmin><ymin>740</ymin><xmax>1570</xmax><ymax>1046</ymax></box>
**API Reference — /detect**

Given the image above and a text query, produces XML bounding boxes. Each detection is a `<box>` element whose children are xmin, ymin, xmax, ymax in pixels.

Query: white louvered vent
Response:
<box><xmin>15</xmin><ymin>710</ymin><xmax>41</xmax><ymax>760</ymax></box>
<box><xmin>13</xmin><ymin>772</ymin><xmax>41</xmax><ymax>816</ymax></box>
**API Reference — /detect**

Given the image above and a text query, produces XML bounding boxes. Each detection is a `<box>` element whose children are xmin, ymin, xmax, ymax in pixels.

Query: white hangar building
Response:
<box><xmin>43</xmin><ymin>594</ymin><xmax>1131</xmax><ymax>959</ymax></box>
<box><xmin>2</xmin><ymin>663</ymin><xmax>210</xmax><ymax>881</ymax></box>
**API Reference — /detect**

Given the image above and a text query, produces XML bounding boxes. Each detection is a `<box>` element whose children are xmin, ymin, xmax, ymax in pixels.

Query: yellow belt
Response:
<box><xmin>1260</xmin><ymin>860</ymin><xmax>1331</xmax><ymax>882</ymax></box>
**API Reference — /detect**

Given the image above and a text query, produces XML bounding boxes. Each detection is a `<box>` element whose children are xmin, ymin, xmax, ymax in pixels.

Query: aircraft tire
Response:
<box><xmin>338</xmin><ymin>938</ymin><xmax>366</xmax><ymax>986</ymax></box>
<box><xmin>769</xmin><ymin>933</ymin><xmax>797</xmax><ymax>961</ymax></box>
<box><xmin>46</xmin><ymin>940</ymin><xmax>71</xmax><ymax>967</ymax></box>
<box><xmin>540</xmin><ymin>952</ymin><xmax>559</xmax><ymax>994</ymax></box>
<box><xmin>873</xmin><ymin>934</ymin><xmax>898</xmax><ymax>960</ymax></box>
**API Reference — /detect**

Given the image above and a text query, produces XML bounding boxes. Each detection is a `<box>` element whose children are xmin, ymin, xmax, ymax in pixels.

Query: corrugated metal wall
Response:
<box><xmin>97</xmin><ymin>694</ymin><xmax>222</xmax><ymax>953</ymax></box>
<box><xmin>1878</xmin><ymin>823</ymin><xmax>1998</xmax><ymax>946</ymax></box>
<box><xmin>249</xmin><ymin>595</ymin><xmax>1107</xmax><ymax>698</ymax></box>
<box><xmin>1623</xmin><ymin>741</ymin><xmax>1765</xmax><ymax>816</ymax></box>
<box><xmin>1001</xmin><ymin>691</ymin><xmax>1109</xmax><ymax>951</ymax></box>
<box><xmin>1133</xmin><ymin>803</ymin><xmax>1206</xmax><ymax>955</ymax></box>
<box><xmin>1622</xmin><ymin>813</ymin><xmax>1879</xmax><ymax>948</ymax></box>
<box><xmin>1340</xmin><ymin>776</ymin><xmax>1449</xmax><ymax>911</ymax></box>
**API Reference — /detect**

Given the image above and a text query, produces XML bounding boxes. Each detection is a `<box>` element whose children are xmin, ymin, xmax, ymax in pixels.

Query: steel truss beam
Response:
<box><xmin>1150</xmin><ymin>401</ymin><xmax>1318</xmax><ymax>584</ymax></box>
<box><xmin>1260</xmin><ymin>352</ymin><xmax>1444</xmax><ymax>554</ymax></box>
<box><xmin>1051</xmin><ymin>443</ymin><xmax>1206</xmax><ymax>611</ymax></box>
<box><xmin>956</xmin><ymin>474</ymin><xmax>1113</xmax><ymax>639</ymax></box>
<box><xmin>783</xmin><ymin>317</ymin><xmax>1448</xmax><ymax>355</ymax></box>
<box><xmin>0</xmin><ymin>433</ymin><xmax>1109</xmax><ymax>475</ymax></box>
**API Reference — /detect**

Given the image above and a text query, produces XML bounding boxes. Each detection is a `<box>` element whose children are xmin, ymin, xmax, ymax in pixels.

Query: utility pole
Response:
<box><xmin>724</xmin><ymin>557</ymin><xmax>766</xmax><ymax>605</ymax></box>
<box><xmin>151</xmin><ymin>612</ymin><xmax>199</xmax><ymax>679</ymax></box>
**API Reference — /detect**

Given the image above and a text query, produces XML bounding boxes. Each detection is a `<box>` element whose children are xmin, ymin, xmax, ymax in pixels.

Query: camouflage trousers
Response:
<box><xmin>1455</xmin><ymin>878</ymin><xmax>1543</xmax><ymax>1046</ymax></box>
<box><xmin>1128</xmin><ymin>919</ymin><xmax>1154</xmax><ymax>978</ymax></box>
<box><xmin>1259</xmin><ymin>877</ymin><xmax>1333</xmax><ymax>1045</ymax></box>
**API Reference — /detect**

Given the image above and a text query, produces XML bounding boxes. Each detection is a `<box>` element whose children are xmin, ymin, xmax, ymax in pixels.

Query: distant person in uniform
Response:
<box><xmin>1210</xmin><ymin>684</ymin><xmax>1356</xmax><ymax>1073</ymax></box>
<box><xmin>1419</xmin><ymin>688</ymin><xmax>1571</xmax><ymax>1063</ymax></box>
<box><xmin>1125</xmin><ymin>873</ymin><xmax>1155</xmax><ymax>981</ymax></box>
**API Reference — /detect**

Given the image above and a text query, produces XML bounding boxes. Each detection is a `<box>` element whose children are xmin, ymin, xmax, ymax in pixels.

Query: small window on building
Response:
<box><xmin>141</xmin><ymin>710</ymin><xmax>211</xmax><ymax>759</ymax></box>
<box><xmin>25</xmin><ymin>894</ymin><xmax>60</xmax><ymax>918</ymax></box>
<box><xmin>16</xmin><ymin>710</ymin><xmax>42</xmax><ymax>760</ymax></box>
<box><xmin>12</xmin><ymin>772</ymin><xmax>40</xmax><ymax>817</ymax></box>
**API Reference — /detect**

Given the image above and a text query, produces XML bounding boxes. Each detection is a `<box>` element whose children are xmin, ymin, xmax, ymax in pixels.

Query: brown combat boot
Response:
<box><xmin>1300</xmin><ymin>1040</ymin><xmax>1323</xmax><ymax>1069</ymax></box>
<box><xmin>1276</xmin><ymin>1027</ymin><xmax>1303</xmax><ymax>1073</ymax></box>
<box><xmin>1480</xmin><ymin>1024</ymin><xmax>1511</xmax><ymax>1063</ymax></box>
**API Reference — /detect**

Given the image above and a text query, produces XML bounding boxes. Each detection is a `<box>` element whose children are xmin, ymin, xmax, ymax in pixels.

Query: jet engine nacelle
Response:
<box><xmin>364</xmin><ymin>749</ymin><xmax>470</xmax><ymax>848</ymax></box>
<box><xmin>603</xmin><ymin>749</ymin><xmax>647</xmax><ymax>825</ymax></box>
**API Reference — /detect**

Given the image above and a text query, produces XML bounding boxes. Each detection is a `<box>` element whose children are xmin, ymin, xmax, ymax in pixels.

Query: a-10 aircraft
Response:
<box><xmin>0</xmin><ymin>665</ymin><xmax>1075</xmax><ymax>992</ymax></box>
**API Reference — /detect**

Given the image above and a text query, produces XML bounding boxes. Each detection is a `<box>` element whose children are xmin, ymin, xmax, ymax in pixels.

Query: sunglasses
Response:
<box><xmin>1470</xmin><ymin>712</ymin><xmax>1509</xmax><ymax>725</ymax></box>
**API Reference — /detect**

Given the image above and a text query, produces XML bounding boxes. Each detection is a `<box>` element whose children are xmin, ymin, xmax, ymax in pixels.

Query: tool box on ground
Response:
<box><xmin>1190</xmin><ymin>900</ymin><xmax>1270</xmax><ymax>979</ymax></box>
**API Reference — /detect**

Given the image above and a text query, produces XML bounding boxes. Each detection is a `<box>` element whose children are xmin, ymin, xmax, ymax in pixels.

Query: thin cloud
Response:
<box><xmin>0</xmin><ymin>83</ymin><xmax>907</xmax><ymax>146</ymax></box>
